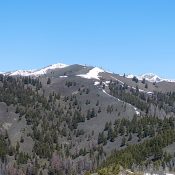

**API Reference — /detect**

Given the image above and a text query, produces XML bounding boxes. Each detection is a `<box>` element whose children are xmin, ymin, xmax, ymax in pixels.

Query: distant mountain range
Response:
<box><xmin>1</xmin><ymin>63</ymin><xmax>175</xmax><ymax>83</ymax></box>
<box><xmin>127</xmin><ymin>73</ymin><xmax>175</xmax><ymax>83</ymax></box>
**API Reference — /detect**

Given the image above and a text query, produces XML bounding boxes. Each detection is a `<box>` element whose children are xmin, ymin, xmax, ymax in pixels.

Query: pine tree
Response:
<box><xmin>47</xmin><ymin>78</ymin><xmax>51</xmax><ymax>84</ymax></box>
<box><xmin>121</xmin><ymin>136</ymin><xmax>126</xmax><ymax>147</ymax></box>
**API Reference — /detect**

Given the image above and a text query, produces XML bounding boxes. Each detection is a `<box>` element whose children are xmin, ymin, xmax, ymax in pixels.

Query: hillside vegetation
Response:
<box><xmin>0</xmin><ymin>65</ymin><xmax>175</xmax><ymax>174</ymax></box>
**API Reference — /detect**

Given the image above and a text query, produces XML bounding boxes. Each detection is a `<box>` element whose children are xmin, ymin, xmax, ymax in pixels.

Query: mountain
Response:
<box><xmin>0</xmin><ymin>63</ymin><xmax>175</xmax><ymax>175</ymax></box>
<box><xmin>2</xmin><ymin>63</ymin><xmax>69</xmax><ymax>77</ymax></box>
<box><xmin>2</xmin><ymin>64</ymin><xmax>175</xmax><ymax>83</ymax></box>
<box><xmin>127</xmin><ymin>73</ymin><xmax>175</xmax><ymax>83</ymax></box>
<box><xmin>139</xmin><ymin>73</ymin><xmax>162</xmax><ymax>82</ymax></box>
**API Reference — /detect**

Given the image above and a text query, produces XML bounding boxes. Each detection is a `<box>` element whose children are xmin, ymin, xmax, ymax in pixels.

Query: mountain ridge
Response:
<box><xmin>127</xmin><ymin>73</ymin><xmax>175</xmax><ymax>83</ymax></box>
<box><xmin>1</xmin><ymin>63</ymin><xmax>175</xmax><ymax>83</ymax></box>
<box><xmin>1</xmin><ymin>63</ymin><xmax>69</xmax><ymax>77</ymax></box>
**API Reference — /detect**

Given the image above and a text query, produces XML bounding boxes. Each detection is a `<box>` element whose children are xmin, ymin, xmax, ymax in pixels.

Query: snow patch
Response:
<box><xmin>72</xmin><ymin>91</ymin><xmax>79</xmax><ymax>95</ymax></box>
<box><xmin>134</xmin><ymin>107</ymin><xmax>140</xmax><ymax>115</ymax></box>
<box><xmin>126</xmin><ymin>170</ymin><xmax>134</xmax><ymax>174</ymax></box>
<box><xmin>77</xmin><ymin>67</ymin><xmax>104</xmax><ymax>80</ymax></box>
<box><xmin>59</xmin><ymin>75</ymin><xmax>68</xmax><ymax>78</ymax></box>
<box><xmin>135</xmin><ymin>110</ymin><xmax>140</xmax><ymax>115</ymax></box>
<box><xmin>103</xmin><ymin>82</ymin><xmax>109</xmax><ymax>87</ymax></box>
<box><xmin>94</xmin><ymin>81</ymin><xmax>100</xmax><ymax>85</ymax></box>
<box><xmin>147</xmin><ymin>91</ymin><xmax>154</xmax><ymax>95</ymax></box>
<box><xmin>105</xmin><ymin>81</ymin><xmax>110</xmax><ymax>84</ymax></box>
<box><xmin>3</xmin><ymin>122</ymin><xmax>12</xmax><ymax>130</ymax></box>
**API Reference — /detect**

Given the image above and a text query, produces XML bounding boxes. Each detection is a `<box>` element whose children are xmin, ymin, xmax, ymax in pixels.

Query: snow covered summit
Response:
<box><xmin>30</xmin><ymin>63</ymin><xmax>68</xmax><ymax>76</ymax></box>
<box><xmin>2</xmin><ymin>63</ymin><xmax>69</xmax><ymax>77</ymax></box>
<box><xmin>127</xmin><ymin>73</ymin><xmax>175</xmax><ymax>83</ymax></box>
<box><xmin>140</xmin><ymin>73</ymin><xmax>161</xmax><ymax>82</ymax></box>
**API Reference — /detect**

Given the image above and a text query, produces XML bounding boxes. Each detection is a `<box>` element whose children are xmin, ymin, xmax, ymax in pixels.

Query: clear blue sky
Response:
<box><xmin>0</xmin><ymin>0</ymin><xmax>175</xmax><ymax>78</ymax></box>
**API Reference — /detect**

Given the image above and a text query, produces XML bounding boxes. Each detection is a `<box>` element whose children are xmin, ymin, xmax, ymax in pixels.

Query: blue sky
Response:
<box><xmin>0</xmin><ymin>0</ymin><xmax>175</xmax><ymax>78</ymax></box>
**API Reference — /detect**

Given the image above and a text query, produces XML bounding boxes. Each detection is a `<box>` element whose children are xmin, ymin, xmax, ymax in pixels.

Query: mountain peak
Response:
<box><xmin>127</xmin><ymin>73</ymin><xmax>175</xmax><ymax>83</ymax></box>
<box><xmin>1</xmin><ymin>63</ymin><xmax>69</xmax><ymax>77</ymax></box>
<box><xmin>31</xmin><ymin>63</ymin><xmax>69</xmax><ymax>76</ymax></box>
<box><xmin>140</xmin><ymin>73</ymin><xmax>161</xmax><ymax>82</ymax></box>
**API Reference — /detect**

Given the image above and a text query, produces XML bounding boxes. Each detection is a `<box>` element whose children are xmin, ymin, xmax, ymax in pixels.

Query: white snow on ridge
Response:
<box><xmin>32</xmin><ymin>63</ymin><xmax>68</xmax><ymax>76</ymax></box>
<box><xmin>77</xmin><ymin>67</ymin><xmax>104</xmax><ymax>80</ymax></box>
<box><xmin>140</xmin><ymin>73</ymin><xmax>161</xmax><ymax>82</ymax></box>
<box><xmin>127</xmin><ymin>73</ymin><xmax>175</xmax><ymax>83</ymax></box>
<box><xmin>3</xmin><ymin>63</ymin><xmax>69</xmax><ymax>77</ymax></box>
<box><xmin>10</xmin><ymin>70</ymin><xmax>35</xmax><ymax>76</ymax></box>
